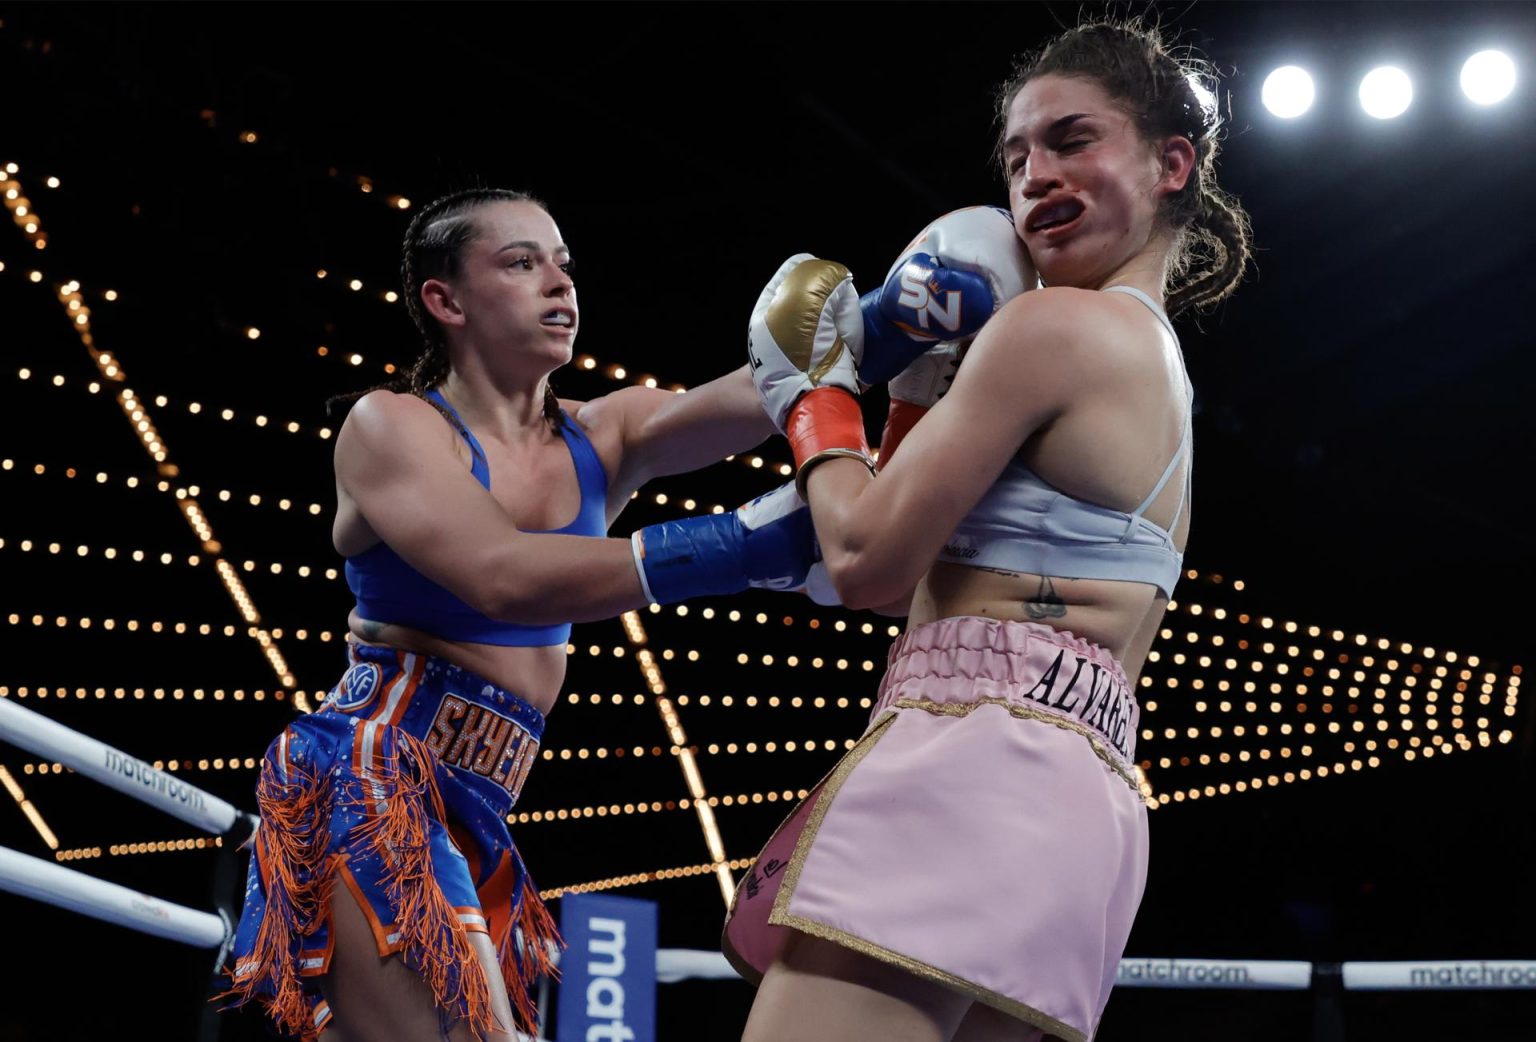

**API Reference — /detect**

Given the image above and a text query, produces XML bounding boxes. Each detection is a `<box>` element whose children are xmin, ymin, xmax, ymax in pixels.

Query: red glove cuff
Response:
<box><xmin>786</xmin><ymin>387</ymin><xmax>874</xmax><ymax>497</ymax></box>
<box><xmin>877</xmin><ymin>399</ymin><xmax>929</xmax><ymax>471</ymax></box>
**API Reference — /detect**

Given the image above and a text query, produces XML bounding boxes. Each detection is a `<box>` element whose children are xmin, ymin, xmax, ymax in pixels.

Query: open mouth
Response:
<box><xmin>1026</xmin><ymin>197</ymin><xmax>1086</xmax><ymax>235</ymax></box>
<box><xmin>541</xmin><ymin>308</ymin><xmax>576</xmax><ymax>330</ymax></box>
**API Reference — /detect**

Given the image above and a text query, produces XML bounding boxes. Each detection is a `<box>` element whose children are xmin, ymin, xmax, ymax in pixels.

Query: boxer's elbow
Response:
<box><xmin>810</xmin><ymin>498</ymin><xmax>900</xmax><ymax>609</ymax></box>
<box><xmin>822</xmin><ymin>538</ymin><xmax>907</xmax><ymax>611</ymax></box>
<box><xmin>478</xmin><ymin>582</ymin><xmax>548</xmax><ymax>627</ymax></box>
<box><xmin>478</xmin><ymin>543</ymin><xmax>568</xmax><ymax>626</ymax></box>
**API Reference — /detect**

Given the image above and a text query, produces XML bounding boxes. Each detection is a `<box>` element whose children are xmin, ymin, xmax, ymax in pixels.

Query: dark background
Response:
<box><xmin>0</xmin><ymin>3</ymin><xmax>1531</xmax><ymax>1040</ymax></box>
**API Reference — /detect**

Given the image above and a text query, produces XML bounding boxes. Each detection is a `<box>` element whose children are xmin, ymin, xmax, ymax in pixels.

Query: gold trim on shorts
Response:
<box><xmin>761</xmin><ymin>709</ymin><xmax>1088</xmax><ymax>1042</ymax></box>
<box><xmin>892</xmin><ymin>696</ymin><xmax>1142</xmax><ymax>793</ymax></box>
<box><xmin>767</xmin><ymin>712</ymin><xmax>895</xmax><ymax>927</ymax></box>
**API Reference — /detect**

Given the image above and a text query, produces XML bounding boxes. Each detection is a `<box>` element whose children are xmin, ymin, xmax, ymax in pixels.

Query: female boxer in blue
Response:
<box><xmin>223</xmin><ymin>188</ymin><xmax>840</xmax><ymax>1042</ymax></box>
<box><xmin>225</xmin><ymin>184</ymin><xmax>992</xmax><ymax>1041</ymax></box>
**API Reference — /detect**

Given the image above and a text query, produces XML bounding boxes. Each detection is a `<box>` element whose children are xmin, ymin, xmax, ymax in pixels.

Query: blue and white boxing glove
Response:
<box><xmin>797</xmin><ymin>562</ymin><xmax>841</xmax><ymax>607</ymax></box>
<box><xmin>631</xmin><ymin>483</ymin><xmax>825</xmax><ymax>605</ymax></box>
<box><xmin>857</xmin><ymin>205</ymin><xmax>1037</xmax><ymax>386</ymax></box>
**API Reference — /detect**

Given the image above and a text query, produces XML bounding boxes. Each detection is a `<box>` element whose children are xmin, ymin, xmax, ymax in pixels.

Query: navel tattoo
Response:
<box><xmin>1024</xmin><ymin>575</ymin><xmax>1068</xmax><ymax>620</ymax></box>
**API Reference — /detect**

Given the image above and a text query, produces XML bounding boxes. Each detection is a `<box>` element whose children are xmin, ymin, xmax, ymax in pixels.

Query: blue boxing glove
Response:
<box><xmin>857</xmin><ymin>205</ymin><xmax>1037</xmax><ymax>386</ymax></box>
<box><xmin>630</xmin><ymin>483</ymin><xmax>821</xmax><ymax>605</ymax></box>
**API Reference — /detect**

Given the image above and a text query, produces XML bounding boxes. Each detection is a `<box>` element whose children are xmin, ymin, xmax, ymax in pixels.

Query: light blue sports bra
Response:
<box><xmin>935</xmin><ymin>285</ymin><xmax>1191</xmax><ymax>598</ymax></box>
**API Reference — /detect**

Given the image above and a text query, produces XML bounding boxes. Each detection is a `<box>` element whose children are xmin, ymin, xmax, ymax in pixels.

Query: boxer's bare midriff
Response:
<box><xmin>348</xmin><ymin>611</ymin><xmax>567</xmax><ymax>716</ymax></box>
<box><xmin>909</xmin><ymin>561</ymin><xmax>1169</xmax><ymax>687</ymax></box>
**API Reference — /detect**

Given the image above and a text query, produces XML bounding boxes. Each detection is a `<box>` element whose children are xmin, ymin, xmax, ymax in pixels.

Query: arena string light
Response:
<box><xmin>3</xmin><ymin>242</ymin><xmax>790</xmax><ymax>481</ymax></box>
<box><xmin>539</xmin><ymin>857</ymin><xmax>756</xmax><ymax>900</ymax></box>
<box><xmin>10</xmin><ymin>732</ymin><xmax>865</xmax><ymax>801</ymax></box>
<box><xmin>21</xmin><ymin>757</ymin><xmax>259</xmax><ymax>776</ymax></box>
<box><xmin>3</xmin><ymin>579</ymin><xmax>1517</xmax><ymax>815</ymax></box>
<box><xmin>5</xmin><ymin>365</ymin><xmax>335</xmax><ymax>442</ymax></box>
<box><xmin>8</xmin><ymin>665</ymin><xmax>1518</xmax><ymax>838</ymax></box>
<box><xmin>0</xmin><ymin>455</ymin><xmax>330</xmax><ymax>518</ymax></box>
<box><xmin>1135</xmin><ymin>587</ymin><xmax>1520</xmax><ymax>803</ymax></box>
<box><xmin>575</xmin><ymin>692</ymin><xmax>878</xmax><ymax>713</ymax></box>
<box><xmin>53</xmin><ymin>835</ymin><xmax>224</xmax><ymax>863</ymax></box>
<box><xmin>14</xmin><ymin>732</ymin><xmax>862</xmax><ymax>786</ymax></box>
<box><xmin>646</xmin><ymin>602</ymin><xmax>903</xmax><ymax>639</ymax></box>
<box><xmin>0</xmin><ymin>685</ymin><xmax>297</xmax><ymax>704</ymax></box>
<box><xmin>0</xmin><ymin>515</ymin><xmax>923</xmax><ymax>669</ymax></box>
<box><xmin>615</xmin><ymin>608</ymin><xmax>736</xmax><ymax>905</ymax></box>
<box><xmin>3</xmin><ymin>611</ymin><xmax>283</xmax><ymax>641</ymax></box>
<box><xmin>510</xmin><ymin>787</ymin><xmax>817</xmax><ymax>830</ymax></box>
<box><xmin>22</xmin><ymin>138</ymin><xmax>669</xmax><ymax>421</ymax></box>
<box><xmin>2</xmin><ymin>536</ymin><xmax>1519</xmax><ymax>812</ymax></box>
<box><xmin>293</xmin><ymin>173</ymin><xmax>697</xmax><ymax>397</ymax></box>
<box><xmin>304</xmin><ymin>280</ymin><xmax>698</xmax><ymax>399</ymax></box>
<box><xmin>5</xmin><ymin>362</ymin><xmax>790</xmax><ymax>492</ymax></box>
<box><xmin>1</xmin><ymin>445</ymin><xmax>743</xmax><ymax>525</ymax></box>
<box><xmin>0</xmin><ymin>532</ymin><xmax>343</xmax><ymax>584</ymax></box>
<box><xmin>0</xmin><ymin>493</ymin><xmax>916</xmax><ymax>637</ymax></box>
<box><xmin>3</xmin><ymin>367</ymin><xmax>780</xmax><ymax>488</ymax></box>
<box><xmin>0</xmin><ymin>762</ymin><xmax>58</xmax><ymax>850</ymax></box>
<box><xmin>1</xmin><ymin>166</ymin><xmax>296</xmax><ymax>689</ymax></box>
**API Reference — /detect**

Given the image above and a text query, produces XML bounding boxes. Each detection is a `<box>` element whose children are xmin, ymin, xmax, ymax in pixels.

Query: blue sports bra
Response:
<box><xmin>935</xmin><ymin>286</ymin><xmax>1192</xmax><ymax>598</ymax></box>
<box><xmin>344</xmin><ymin>390</ymin><xmax>609</xmax><ymax>646</ymax></box>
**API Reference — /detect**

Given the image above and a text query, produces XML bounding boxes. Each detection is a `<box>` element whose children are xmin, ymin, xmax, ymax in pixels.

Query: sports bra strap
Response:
<box><xmin>425</xmin><ymin>389</ymin><xmax>491</xmax><ymax>488</ymax></box>
<box><xmin>1103</xmin><ymin>284</ymin><xmax>1175</xmax><ymax>338</ymax></box>
<box><xmin>1104</xmin><ymin>286</ymin><xmax>1191</xmax><ymax>540</ymax></box>
<box><xmin>557</xmin><ymin>413</ymin><xmax>607</xmax><ymax>492</ymax></box>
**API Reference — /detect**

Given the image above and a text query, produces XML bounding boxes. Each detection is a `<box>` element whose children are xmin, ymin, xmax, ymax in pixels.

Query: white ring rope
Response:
<box><xmin>7</xmin><ymin>833</ymin><xmax>1535</xmax><ymax>1042</ymax></box>
<box><xmin>547</xmin><ymin>947</ymin><xmax>1536</xmax><ymax>991</ymax></box>
<box><xmin>1342</xmin><ymin>960</ymin><xmax>1536</xmax><ymax>990</ymax></box>
<box><xmin>0</xmin><ymin>844</ymin><xmax>228</xmax><ymax>948</ymax></box>
<box><xmin>0</xmin><ymin>696</ymin><xmax>250</xmax><ymax>836</ymax></box>
<box><xmin>1114</xmin><ymin>957</ymin><xmax>1313</xmax><ymax>989</ymax></box>
<box><xmin>4</xmin><ymin>701</ymin><xmax>1532</xmax><ymax>1008</ymax></box>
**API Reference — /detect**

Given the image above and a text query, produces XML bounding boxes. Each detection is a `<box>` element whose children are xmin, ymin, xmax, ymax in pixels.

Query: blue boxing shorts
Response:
<box><xmin>223</xmin><ymin>643</ymin><xmax>558</xmax><ymax>1039</ymax></box>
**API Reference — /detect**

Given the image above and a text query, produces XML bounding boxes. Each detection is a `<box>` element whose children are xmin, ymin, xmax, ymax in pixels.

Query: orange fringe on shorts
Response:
<box><xmin>221</xmin><ymin>728</ymin><xmax>560</xmax><ymax>1041</ymax></box>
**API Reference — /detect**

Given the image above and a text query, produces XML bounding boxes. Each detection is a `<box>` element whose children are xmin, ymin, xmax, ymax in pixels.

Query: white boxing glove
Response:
<box><xmin>889</xmin><ymin>341</ymin><xmax>964</xmax><ymax>408</ymax></box>
<box><xmin>874</xmin><ymin>207</ymin><xmax>1037</xmax><ymax>469</ymax></box>
<box><xmin>884</xmin><ymin>204</ymin><xmax>1037</xmax><ymax>312</ymax></box>
<box><xmin>858</xmin><ymin>205</ymin><xmax>1037</xmax><ymax>386</ymax></box>
<box><xmin>877</xmin><ymin>342</ymin><xmax>965</xmax><ymax>470</ymax></box>
<box><xmin>747</xmin><ymin>254</ymin><xmax>864</xmax><ymax>433</ymax></box>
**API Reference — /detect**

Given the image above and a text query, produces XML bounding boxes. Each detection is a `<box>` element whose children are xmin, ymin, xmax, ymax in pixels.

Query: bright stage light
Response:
<box><xmin>1262</xmin><ymin>66</ymin><xmax>1315</xmax><ymax>118</ymax></box>
<box><xmin>1461</xmin><ymin>50</ymin><xmax>1516</xmax><ymax>105</ymax></box>
<box><xmin>1360</xmin><ymin>66</ymin><xmax>1413</xmax><ymax>119</ymax></box>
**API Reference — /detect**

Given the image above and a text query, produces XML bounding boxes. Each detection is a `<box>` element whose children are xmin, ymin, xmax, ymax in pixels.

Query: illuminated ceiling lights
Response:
<box><xmin>1263</xmin><ymin>66</ymin><xmax>1315</xmax><ymax>118</ymax></box>
<box><xmin>1261</xmin><ymin>49</ymin><xmax>1518</xmax><ymax>119</ymax></box>
<box><xmin>1462</xmin><ymin>50</ymin><xmax>1517</xmax><ymax>105</ymax></box>
<box><xmin>3</xmin><ymin>174</ymin><xmax>295</xmax><ymax>692</ymax></box>
<box><xmin>1360</xmin><ymin>65</ymin><xmax>1413</xmax><ymax>119</ymax></box>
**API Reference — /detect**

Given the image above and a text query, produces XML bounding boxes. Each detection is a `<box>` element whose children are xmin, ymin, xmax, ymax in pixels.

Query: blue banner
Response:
<box><xmin>556</xmin><ymin>893</ymin><xmax>658</xmax><ymax>1042</ymax></box>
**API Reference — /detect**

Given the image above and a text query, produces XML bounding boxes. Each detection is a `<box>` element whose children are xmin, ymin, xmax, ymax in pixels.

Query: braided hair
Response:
<box><xmin>331</xmin><ymin>188</ymin><xmax>563</xmax><ymax>427</ymax></box>
<box><xmin>995</xmin><ymin>20</ymin><xmax>1253</xmax><ymax>316</ymax></box>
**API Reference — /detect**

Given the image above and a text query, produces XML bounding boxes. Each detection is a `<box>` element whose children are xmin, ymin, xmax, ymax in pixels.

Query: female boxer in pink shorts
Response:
<box><xmin>729</xmin><ymin>20</ymin><xmax>1254</xmax><ymax>1042</ymax></box>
